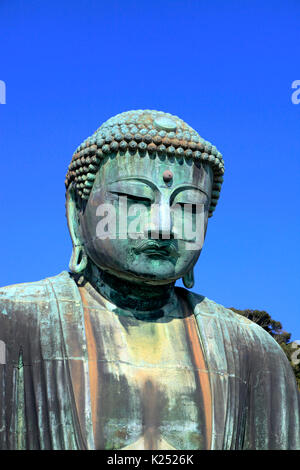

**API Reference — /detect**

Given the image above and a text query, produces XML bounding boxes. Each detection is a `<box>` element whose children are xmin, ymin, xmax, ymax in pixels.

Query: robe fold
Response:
<box><xmin>0</xmin><ymin>271</ymin><xmax>299</xmax><ymax>449</ymax></box>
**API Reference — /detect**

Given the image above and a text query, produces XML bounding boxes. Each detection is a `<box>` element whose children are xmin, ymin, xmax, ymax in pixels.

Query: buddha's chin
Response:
<box><xmin>105</xmin><ymin>256</ymin><xmax>185</xmax><ymax>285</ymax></box>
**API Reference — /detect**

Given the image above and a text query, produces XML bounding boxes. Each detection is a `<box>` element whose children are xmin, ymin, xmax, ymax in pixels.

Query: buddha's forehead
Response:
<box><xmin>94</xmin><ymin>152</ymin><xmax>213</xmax><ymax>193</ymax></box>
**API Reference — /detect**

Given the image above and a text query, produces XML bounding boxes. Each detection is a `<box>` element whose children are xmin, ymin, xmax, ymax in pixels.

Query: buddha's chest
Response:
<box><xmin>84</xmin><ymin>308</ymin><xmax>211</xmax><ymax>450</ymax></box>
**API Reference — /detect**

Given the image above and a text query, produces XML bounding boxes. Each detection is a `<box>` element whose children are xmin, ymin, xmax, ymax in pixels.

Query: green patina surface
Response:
<box><xmin>0</xmin><ymin>110</ymin><xmax>299</xmax><ymax>450</ymax></box>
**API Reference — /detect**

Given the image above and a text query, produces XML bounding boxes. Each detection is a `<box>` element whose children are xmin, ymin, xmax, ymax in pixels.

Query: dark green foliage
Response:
<box><xmin>230</xmin><ymin>308</ymin><xmax>300</xmax><ymax>389</ymax></box>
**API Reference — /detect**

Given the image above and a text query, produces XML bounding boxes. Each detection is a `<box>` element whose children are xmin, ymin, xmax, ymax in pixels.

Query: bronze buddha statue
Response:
<box><xmin>0</xmin><ymin>110</ymin><xmax>299</xmax><ymax>450</ymax></box>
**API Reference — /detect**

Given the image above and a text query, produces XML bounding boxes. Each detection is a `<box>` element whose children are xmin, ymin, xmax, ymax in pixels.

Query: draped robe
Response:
<box><xmin>0</xmin><ymin>271</ymin><xmax>299</xmax><ymax>449</ymax></box>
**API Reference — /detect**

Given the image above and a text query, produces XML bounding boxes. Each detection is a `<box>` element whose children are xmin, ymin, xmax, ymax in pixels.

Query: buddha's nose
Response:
<box><xmin>145</xmin><ymin>203</ymin><xmax>174</xmax><ymax>239</ymax></box>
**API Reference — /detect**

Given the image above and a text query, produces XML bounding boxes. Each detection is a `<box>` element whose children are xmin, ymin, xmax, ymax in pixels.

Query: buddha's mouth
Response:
<box><xmin>133</xmin><ymin>240</ymin><xmax>179</xmax><ymax>259</ymax></box>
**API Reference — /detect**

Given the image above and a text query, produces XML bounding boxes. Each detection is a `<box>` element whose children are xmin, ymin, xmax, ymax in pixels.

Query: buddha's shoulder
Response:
<box><xmin>176</xmin><ymin>286</ymin><xmax>248</xmax><ymax>321</ymax></box>
<box><xmin>0</xmin><ymin>271</ymin><xmax>77</xmax><ymax>319</ymax></box>
<box><xmin>176</xmin><ymin>287</ymin><xmax>284</xmax><ymax>352</ymax></box>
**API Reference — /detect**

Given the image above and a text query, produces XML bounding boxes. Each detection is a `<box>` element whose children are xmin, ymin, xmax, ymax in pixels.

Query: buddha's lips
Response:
<box><xmin>133</xmin><ymin>240</ymin><xmax>179</xmax><ymax>258</ymax></box>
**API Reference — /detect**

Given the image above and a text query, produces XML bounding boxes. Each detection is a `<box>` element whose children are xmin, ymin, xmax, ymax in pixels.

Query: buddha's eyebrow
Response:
<box><xmin>107</xmin><ymin>176</ymin><xmax>157</xmax><ymax>191</ymax></box>
<box><xmin>171</xmin><ymin>184</ymin><xmax>210</xmax><ymax>199</ymax></box>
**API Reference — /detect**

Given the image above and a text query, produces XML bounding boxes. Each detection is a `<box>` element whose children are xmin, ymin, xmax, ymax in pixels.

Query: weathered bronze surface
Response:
<box><xmin>0</xmin><ymin>110</ymin><xmax>299</xmax><ymax>449</ymax></box>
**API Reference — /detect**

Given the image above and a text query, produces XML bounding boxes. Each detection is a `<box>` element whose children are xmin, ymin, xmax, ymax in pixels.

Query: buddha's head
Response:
<box><xmin>65</xmin><ymin>110</ymin><xmax>224</xmax><ymax>288</ymax></box>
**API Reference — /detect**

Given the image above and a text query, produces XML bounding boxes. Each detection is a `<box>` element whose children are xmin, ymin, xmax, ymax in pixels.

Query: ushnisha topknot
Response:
<box><xmin>65</xmin><ymin>110</ymin><xmax>224</xmax><ymax>217</ymax></box>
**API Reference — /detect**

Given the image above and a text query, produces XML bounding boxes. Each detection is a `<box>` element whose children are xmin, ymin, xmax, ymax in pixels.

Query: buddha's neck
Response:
<box><xmin>81</xmin><ymin>262</ymin><xmax>175</xmax><ymax>312</ymax></box>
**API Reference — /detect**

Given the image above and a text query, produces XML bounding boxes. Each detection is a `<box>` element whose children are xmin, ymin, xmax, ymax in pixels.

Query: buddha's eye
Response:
<box><xmin>171</xmin><ymin>188</ymin><xmax>208</xmax><ymax>211</ymax></box>
<box><xmin>172</xmin><ymin>202</ymin><xmax>198</xmax><ymax>215</ymax></box>
<box><xmin>109</xmin><ymin>191</ymin><xmax>152</xmax><ymax>206</ymax></box>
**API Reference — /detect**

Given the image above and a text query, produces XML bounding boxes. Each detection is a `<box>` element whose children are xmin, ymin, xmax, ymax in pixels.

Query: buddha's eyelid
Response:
<box><xmin>170</xmin><ymin>185</ymin><xmax>209</xmax><ymax>204</ymax></box>
<box><xmin>173</xmin><ymin>200</ymin><xmax>205</xmax><ymax>207</ymax></box>
<box><xmin>107</xmin><ymin>181</ymin><xmax>154</xmax><ymax>200</ymax></box>
<box><xmin>109</xmin><ymin>176</ymin><xmax>157</xmax><ymax>191</ymax></box>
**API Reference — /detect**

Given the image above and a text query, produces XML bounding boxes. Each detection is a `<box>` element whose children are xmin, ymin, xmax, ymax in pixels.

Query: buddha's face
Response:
<box><xmin>77</xmin><ymin>151</ymin><xmax>213</xmax><ymax>285</ymax></box>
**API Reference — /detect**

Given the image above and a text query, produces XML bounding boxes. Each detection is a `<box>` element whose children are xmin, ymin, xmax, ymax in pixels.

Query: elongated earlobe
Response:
<box><xmin>182</xmin><ymin>268</ymin><xmax>194</xmax><ymax>289</ymax></box>
<box><xmin>69</xmin><ymin>244</ymin><xmax>87</xmax><ymax>274</ymax></box>
<box><xmin>66</xmin><ymin>185</ymin><xmax>88</xmax><ymax>274</ymax></box>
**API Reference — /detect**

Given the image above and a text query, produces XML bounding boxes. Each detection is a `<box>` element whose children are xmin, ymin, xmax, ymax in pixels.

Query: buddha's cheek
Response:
<box><xmin>175</xmin><ymin>243</ymin><xmax>201</xmax><ymax>275</ymax></box>
<box><xmin>83</xmin><ymin>237</ymin><xmax>132</xmax><ymax>275</ymax></box>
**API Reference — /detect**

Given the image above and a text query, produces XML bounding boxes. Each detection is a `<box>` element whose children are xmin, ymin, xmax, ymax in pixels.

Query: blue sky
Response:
<box><xmin>0</xmin><ymin>0</ymin><xmax>299</xmax><ymax>339</ymax></box>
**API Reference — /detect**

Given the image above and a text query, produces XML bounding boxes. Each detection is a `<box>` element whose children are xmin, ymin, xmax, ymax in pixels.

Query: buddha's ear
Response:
<box><xmin>66</xmin><ymin>185</ymin><xmax>88</xmax><ymax>274</ymax></box>
<box><xmin>182</xmin><ymin>267</ymin><xmax>194</xmax><ymax>289</ymax></box>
